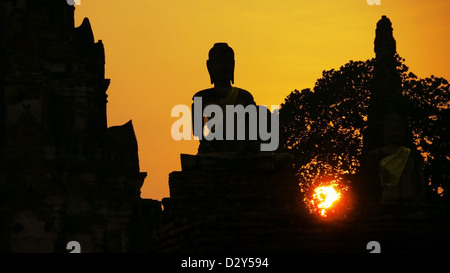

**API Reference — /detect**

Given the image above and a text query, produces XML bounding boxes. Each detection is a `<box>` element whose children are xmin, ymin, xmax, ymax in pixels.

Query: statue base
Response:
<box><xmin>163</xmin><ymin>152</ymin><xmax>302</xmax><ymax>217</ymax></box>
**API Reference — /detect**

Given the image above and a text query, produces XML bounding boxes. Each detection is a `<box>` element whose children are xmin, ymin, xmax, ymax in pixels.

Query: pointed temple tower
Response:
<box><xmin>357</xmin><ymin>15</ymin><xmax>407</xmax><ymax>203</ymax></box>
<box><xmin>364</xmin><ymin>15</ymin><xmax>404</xmax><ymax>153</ymax></box>
<box><xmin>0</xmin><ymin>1</ymin><xmax>158</xmax><ymax>252</ymax></box>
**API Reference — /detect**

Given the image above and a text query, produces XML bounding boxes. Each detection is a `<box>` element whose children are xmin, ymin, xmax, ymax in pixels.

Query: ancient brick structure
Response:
<box><xmin>151</xmin><ymin>153</ymin><xmax>306</xmax><ymax>252</ymax></box>
<box><xmin>0</xmin><ymin>0</ymin><xmax>160</xmax><ymax>252</ymax></box>
<box><xmin>1</xmin><ymin>3</ymin><xmax>449</xmax><ymax>254</ymax></box>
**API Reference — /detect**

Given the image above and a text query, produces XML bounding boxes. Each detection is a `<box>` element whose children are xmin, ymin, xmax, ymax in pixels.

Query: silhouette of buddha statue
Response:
<box><xmin>192</xmin><ymin>43</ymin><xmax>259</xmax><ymax>154</ymax></box>
<box><xmin>368</xmin><ymin>112</ymin><xmax>426</xmax><ymax>214</ymax></box>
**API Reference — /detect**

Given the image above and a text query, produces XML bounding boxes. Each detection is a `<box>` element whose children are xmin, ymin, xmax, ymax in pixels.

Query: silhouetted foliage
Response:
<box><xmin>403</xmin><ymin>73</ymin><xmax>450</xmax><ymax>202</ymax></box>
<box><xmin>280</xmin><ymin>55</ymin><xmax>450</xmax><ymax>203</ymax></box>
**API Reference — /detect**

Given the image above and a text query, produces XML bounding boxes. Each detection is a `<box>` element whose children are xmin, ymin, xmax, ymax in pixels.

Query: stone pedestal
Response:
<box><xmin>164</xmin><ymin>153</ymin><xmax>301</xmax><ymax>217</ymax></box>
<box><xmin>150</xmin><ymin>152</ymin><xmax>306</xmax><ymax>252</ymax></box>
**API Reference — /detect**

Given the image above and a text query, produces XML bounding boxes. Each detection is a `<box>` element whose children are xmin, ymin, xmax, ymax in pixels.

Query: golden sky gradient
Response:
<box><xmin>73</xmin><ymin>0</ymin><xmax>450</xmax><ymax>200</ymax></box>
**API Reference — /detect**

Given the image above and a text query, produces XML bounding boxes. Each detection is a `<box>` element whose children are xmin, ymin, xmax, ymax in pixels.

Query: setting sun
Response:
<box><xmin>307</xmin><ymin>181</ymin><xmax>349</xmax><ymax>218</ymax></box>
<box><xmin>312</xmin><ymin>185</ymin><xmax>342</xmax><ymax>217</ymax></box>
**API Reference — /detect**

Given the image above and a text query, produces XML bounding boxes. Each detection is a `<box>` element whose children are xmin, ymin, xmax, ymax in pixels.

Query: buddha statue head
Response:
<box><xmin>207</xmin><ymin>43</ymin><xmax>235</xmax><ymax>87</ymax></box>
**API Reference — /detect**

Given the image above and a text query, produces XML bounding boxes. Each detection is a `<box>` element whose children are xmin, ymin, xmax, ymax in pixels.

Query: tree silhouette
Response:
<box><xmin>403</xmin><ymin>73</ymin><xmax>450</xmax><ymax>202</ymax></box>
<box><xmin>279</xmin><ymin>55</ymin><xmax>450</xmax><ymax>205</ymax></box>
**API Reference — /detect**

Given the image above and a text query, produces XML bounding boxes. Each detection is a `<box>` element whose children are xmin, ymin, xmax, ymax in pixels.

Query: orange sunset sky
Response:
<box><xmin>73</xmin><ymin>0</ymin><xmax>450</xmax><ymax>201</ymax></box>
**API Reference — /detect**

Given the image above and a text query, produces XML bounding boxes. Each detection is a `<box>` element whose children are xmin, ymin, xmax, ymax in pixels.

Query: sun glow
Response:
<box><xmin>312</xmin><ymin>185</ymin><xmax>341</xmax><ymax>217</ymax></box>
<box><xmin>307</xmin><ymin>179</ymin><xmax>349</xmax><ymax>218</ymax></box>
